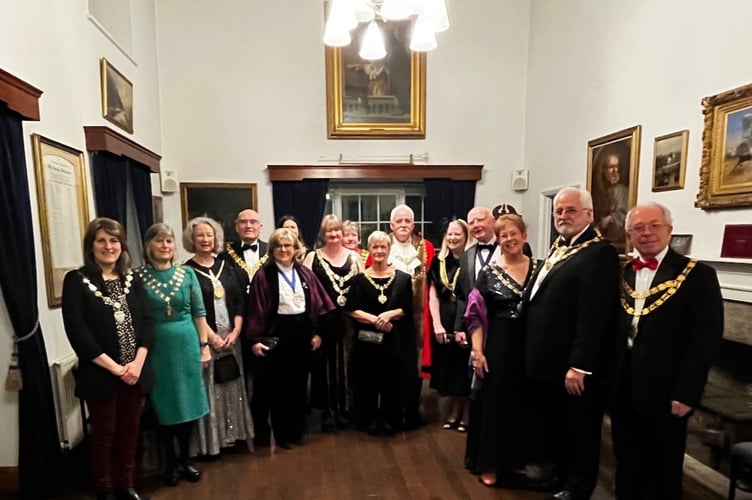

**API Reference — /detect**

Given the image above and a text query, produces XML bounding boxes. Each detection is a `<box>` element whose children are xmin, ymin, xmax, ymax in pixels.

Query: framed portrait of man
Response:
<box><xmin>586</xmin><ymin>125</ymin><xmax>642</xmax><ymax>255</ymax></box>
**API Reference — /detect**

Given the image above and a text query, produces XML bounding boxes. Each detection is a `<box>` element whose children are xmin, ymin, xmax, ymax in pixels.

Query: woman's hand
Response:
<box><xmin>434</xmin><ymin>326</ymin><xmax>448</xmax><ymax>344</ymax></box>
<box><xmin>373</xmin><ymin>313</ymin><xmax>394</xmax><ymax>332</ymax></box>
<box><xmin>252</xmin><ymin>342</ymin><xmax>269</xmax><ymax>357</ymax></box>
<box><xmin>311</xmin><ymin>334</ymin><xmax>322</xmax><ymax>351</ymax></box>
<box><xmin>120</xmin><ymin>360</ymin><xmax>144</xmax><ymax>386</ymax></box>
<box><xmin>209</xmin><ymin>332</ymin><xmax>225</xmax><ymax>351</ymax></box>
<box><xmin>471</xmin><ymin>351</ymin><xmax>488</xmax><ymax>379</ymax></box>
<box><xmin>200</xmin><ymin>345</ymin><xmax>212</xmax><ymax>366</ymax></box>
<box><xmin>225</xmin><ymin>329</ymin><xmax>241</xmax><ymax>349</ymax></box>
<box><xmin>454</xmin><ymin>331</ymin><xmax>469</xmax><ymax>347</ymax></box>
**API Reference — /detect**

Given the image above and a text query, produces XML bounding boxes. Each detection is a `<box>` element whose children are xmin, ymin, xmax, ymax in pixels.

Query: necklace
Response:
<box><xmin>364</xmin><ymin>270</ymin><xmax>396</xmax><ymax>304</ymax></box>
<box><xmin>191</xmin><ymin>259</ymin><xmax>226</xmax><ymax>298</ymax></box>
<box><xmin>489</xmin><ymin>259</ymin><xmax>538</xmax><ymax>297</ymax></box>
<box><xmin>316</xmin><ymin>249</ymin><xmax>357</xmax><ymax>307</ymax></box>
<box><xmin>80</xmin><ymin>271</ymin><xmax>133</xmax><ymax>324</ymax></box>
<box><xmin>544</xmin><ymin>231</ymin><xmax>603</xmax><ymax>270</ymax></box>
<box><xmin>137</xmin><ymin>265</ymin><xmax>186</xmax><ymax>317</ymax></box>
<box><xmin>225</xmin><ymin>243</ymin><xmax>267</xmax><ymax>282</ymax></box>
<box><xmin>278</xmin><ymin>267</ymin><xmax>305</xmax><ymax>307</ymax></box>
<box><xmin>439</xmin><ymin>258</ymin><xmax>460</xmax><ymax>302</ymax></box>
<box><xmin>620</xmin><ymin>260</ymin><xmax>696</xmax><ymax>317</ymax></box>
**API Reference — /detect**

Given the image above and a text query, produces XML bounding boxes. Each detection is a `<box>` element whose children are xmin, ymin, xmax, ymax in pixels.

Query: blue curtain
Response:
<box><xmin>423</xmin><ymin>178</ymin><xmax>476</xmax><ymax>247</ymax></box>
<box><xmin>0</xmin><ymin>103</ymin><xmax>63</xmax><ymax>496</ymax></box>
<box><xmin>128</xmin><ymin>159</ymin><xmax>154</xmax><ymax>238</ymax></box>
<box><xmin>92</xmin><ymin>151</ymin><xmax>128</xmax><ymax>225</ymax></box>
<box><xmin>272</xmin><ymin>180</ymin><xmax>329</xmax><ymax>249</ymax></box>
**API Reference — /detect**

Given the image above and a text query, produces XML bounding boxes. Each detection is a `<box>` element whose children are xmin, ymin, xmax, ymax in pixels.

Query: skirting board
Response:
<box><xmin>0</xmin><ymin>466</ymin><xmax>19</xmax><ymax>494</ymax></box>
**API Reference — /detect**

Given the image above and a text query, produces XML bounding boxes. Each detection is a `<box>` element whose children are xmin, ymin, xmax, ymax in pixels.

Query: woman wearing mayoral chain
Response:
<box><xmin>304</xmin><ymin>214</ymin><xmax>364</xmax><ymax>432</ymax></box>
<box><xmin>62</xmin><ymin>218</ymin><xmax>154</xmax><ymax>500</ymax></box>
<box><xmin>183</xmin><ymin>217</ymin><xmax>254</xmax><ymax>457</ymax></box>
<box><xmin>245</xmin><ymin>228</ymin><xmax>335</xmax><ymax>449</ymax></box>
<box><xmin>464</xmin><ymin>212</ymin><xmax>539</xmax><ymax>487</ymax></box>
<box><xmin>137</xmin><ymin>223</ymin><xmax>211</xmax><ymax>487</ymax></box>
<box><xmin>347</xmin><ymin>231</ymin><xmax>415</xmax><ymax>435</ymax></box>
<box><xmin>427</xmin><ymin>219</ymin><xmax>474</xmax><ymax>433</ymax></box>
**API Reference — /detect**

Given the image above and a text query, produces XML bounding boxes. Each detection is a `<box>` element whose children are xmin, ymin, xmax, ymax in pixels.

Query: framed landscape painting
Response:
<box><xmin>652</xmin><ymin>130</ymin><xmax>688</xmax><ymax>192</ymax></box>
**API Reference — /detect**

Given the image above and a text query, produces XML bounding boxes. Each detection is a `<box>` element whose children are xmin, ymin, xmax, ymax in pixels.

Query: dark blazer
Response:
<box><xmin>453</xmin><ymin>241</ymin><xmax>496</xmax><ymax>333</ymax></box>
<box><xmin>523</xmin><ymin>226</ymin><xmax>620</xmax><ymax>383</ymax></box>
<box><xmin>61</xmin><ymin>264</ymin><xmax>155</xmax><ymax>401</ymax></box>
<box><xmin>614</xmin><ymin>248</ymin><xmax>723</xmax><ymax>418</ymax></box>
<box><xmin>225</xmin><ymin>239</ymin><xmax>268</xmax><ymax>295</ymax></box>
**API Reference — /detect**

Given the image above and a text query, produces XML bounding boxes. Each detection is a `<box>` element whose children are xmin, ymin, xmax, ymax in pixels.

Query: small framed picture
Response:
<box><xmin>652</xmin><ymin>130</ymin><xmax>689</xmax><ymax>192</ymax></box>
<box><xmin>100</xmin><ymin>58</ymin><xmax>133</xmax><ymax>134</ymax></box>
<box><xmin>669</xmin><ymin>234</ymin><xmax>693</xmax><ymax>255</ymax></box>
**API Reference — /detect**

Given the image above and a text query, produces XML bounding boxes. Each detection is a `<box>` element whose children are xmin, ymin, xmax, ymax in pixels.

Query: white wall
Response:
<box><xmin>522</xmin><ymin>0</ymin><xmax>752</xmax><ymax>260</ymax></box>
<box><xmin>154</xmin><ymin>0</ymin><xmax>532</xmax><ymax>243</ymax></box>
<box><xmin>0</xmin><ymin>0</ymin><xmax>162</xmax><ymax>467</ymax></box>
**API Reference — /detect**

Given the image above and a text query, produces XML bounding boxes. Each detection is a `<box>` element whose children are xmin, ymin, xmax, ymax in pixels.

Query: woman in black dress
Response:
<box><xmin>427</xmin><ymin>218</ymin><xmax>473</xmax><ymax>431</ymax></box>
<box><xmin>348</xmin><ymin>230</ymin><xmax>414</xmax><ymax>435</ymax></box>
<box><xmin>303</xmin><ymin>214</ymin><xmax>363</xmax><ymax>431</ymax></box>
<box><xmin>464</xmin><ymin>213</ymin><xmax>539</xmax><ymax>487</ymax></box>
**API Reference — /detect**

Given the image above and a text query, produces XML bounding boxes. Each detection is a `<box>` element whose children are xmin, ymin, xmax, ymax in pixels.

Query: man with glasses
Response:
<box><xmin>610</xmin><ymin>202</ymin><xmax>722</xmax><ymax>500</ymax></box>
<box><xmin>523</xmin><ymin>187</ymin><xmax>620</xmax><ymax>500</ymax></box>
<box><xmin>226</xmin><ymin>208</ymin><xmax>270</xmax><ymax>446</ymax></box>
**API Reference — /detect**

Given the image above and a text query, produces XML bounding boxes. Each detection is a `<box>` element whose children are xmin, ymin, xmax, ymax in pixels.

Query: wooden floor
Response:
<box><xmin>40</xmin><ymin>415</ymin><xmax>732</xmax><ymax>500</ymax></box>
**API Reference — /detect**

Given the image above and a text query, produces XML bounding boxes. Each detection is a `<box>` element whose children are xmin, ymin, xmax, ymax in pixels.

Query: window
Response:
<box><xmin>326</xmin><ymin>182</ymin><xmax>429</xmax><ymax>240</ymax></box>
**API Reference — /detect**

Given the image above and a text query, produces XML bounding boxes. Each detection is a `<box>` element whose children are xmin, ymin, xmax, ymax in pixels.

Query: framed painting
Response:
<box><xmin>652</xmin><ymin>130</ymin><xmax>689</xmax><ymax>192</ymax></box>
<box><xmin>180</xmin><ymin>183</ymin><xmax>257</xmax><ymax>243</ymax></box>
<box><xmin>152</xmin><ymin>195</ymin><xmax>164</xmax><ymax>223</ymax></box>
<box><xmin>100</xmin><ymin>57</ymin><xmax>133</xmax><ymax>134</ymax></box>
<box><xmin>586</xmin><ymin>125</ymin><xmax>642</xmax><ymax>255</ymax></box>
<box><xmin>31</xmin><ymin>134</ymin><xmax>91</xmax><ymax>307</ymax></box>
<box><xmin>325</xmin><ymin>19</ymin><xmax>426</xmax><ymax>139</ymax></box>
<box><xmin>669</xmin><ymin>234</ymin><xmax>693</xmax><ymax>255</ymax></box>
<box><xmin>696</xmin><ymin>82</ymin><xmax>752</xmax><ymax>209</ymax></box>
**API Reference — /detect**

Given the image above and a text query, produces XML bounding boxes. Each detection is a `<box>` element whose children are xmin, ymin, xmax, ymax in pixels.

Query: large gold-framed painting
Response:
<box><xmin>31</xmin><ymin>134</ymin><xmax>91</xmax><ymax>307</ymax></box>
<box><xmin>325</xmin><ymin>19</ymin><xmax>426</xmax><ymax>139</ymax></box>
<box><xmin>696</xmin><ymin>82</ymin><xmax>752</xmax><ymax>209</ymax></box>
<box><xmin>180</xmin><ymin>183</ymin><xmax>258</xmax><ymax>243</ymax></box>
<box><xmin>586</xmin><ymin>125</ymin><xmax>642</xmax><ymax>255</ymax></box>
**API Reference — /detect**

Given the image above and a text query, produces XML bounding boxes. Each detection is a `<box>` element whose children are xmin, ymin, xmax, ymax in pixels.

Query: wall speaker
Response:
<box><xmin>511</xmin><ymin>169</ymin><xmax>529</xmax><ymax>191</ymax></box>
<box><xmin>160</xmin><ymin>169</ymin><xmax>178</xmax><ymax>193</ymax></box>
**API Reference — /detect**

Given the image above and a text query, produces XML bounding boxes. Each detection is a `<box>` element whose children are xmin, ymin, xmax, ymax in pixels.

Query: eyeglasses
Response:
<box><xmin>627</xmin><ymin>223</ymin><xmax>670</xmax><ymax>234</ymax></box>
<box><xmin>237</xmin><ymin>219</ymin><xmax>261</xmax><ymax>226</ymax></box>
<box><xmin>553</xmin><ymin>207</ymin><xmax>588</xmax><ymax>217</ymax></box>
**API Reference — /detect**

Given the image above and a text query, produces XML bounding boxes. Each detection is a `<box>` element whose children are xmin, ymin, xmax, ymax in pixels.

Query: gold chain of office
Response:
<box><xmin>544</xmin><ymin>232</ymin><xmax>604</xmax><ymax>270</ymax></box>
<box><xmin>620</xmin><ymin>259</ymin><xmax>696</xmax><ymax>316</ymax></box>
<box><xmin>316</xmin><ymin>249</ymin><xmax>359</xmax><ymax>307</ymax></box>
<box><xmin>439</xmin><ymin>259</ymin><xmax>460</xmax><ymax>301</ymax></box>
<box><xmin>489</xmin><ymin>259</ymin><xmax>539</xmax><ymax>298</ymax></box>
<box><xmin>225</xmin><ymin>243</ymin><xmax>267</xmax><ymax>279</ymax></box>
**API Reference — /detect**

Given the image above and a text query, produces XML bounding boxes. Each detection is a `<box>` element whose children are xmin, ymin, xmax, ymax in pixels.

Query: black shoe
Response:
<box><xmin>163</xmin><ymin>466</ymin><xmax>180</xmax><ymax>487</ymax></box>
<box><xmin>253</xmin><ymin>434</ymin><xmax>271</xmax><ymax>447</ymax></box>
<box><xmin>179</xmin><ymin>462</ymin><xmax>201</xmax><ymax>482</ymax></box>
<box><xmin>550</xmin><ymin>490</ymin><xmax>574</xmax><ymax>500</ymax></box>
<box><xmin>321</xmin><ymin>412</ymin><xmax>335</xmax><ymax>433</ymax></box>
<box><xmin>277</xmin><ymin>442</ymin><xmax>295</xmax><ymax>449</ymax></box>
<box><xmin>335</xmin><ymin>414</ymin><xmax>350</xmax><ymax>429</ymax></box>
<box><xmin>115</xmin><ymin>488</ymin><xmax>148</xmax><ymax>500</ymax></box>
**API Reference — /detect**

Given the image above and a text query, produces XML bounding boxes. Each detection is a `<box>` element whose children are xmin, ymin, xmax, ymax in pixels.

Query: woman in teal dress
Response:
<box><xmin>137</xmin><ymin>223</ymin><xmax>211</xmax><ymax>487</ymax></box>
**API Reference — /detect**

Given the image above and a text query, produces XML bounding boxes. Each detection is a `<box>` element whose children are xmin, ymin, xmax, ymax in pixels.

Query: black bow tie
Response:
<box><xmin>559</xmin><ymin>237</ymin><xmax>571</xmax><ymax>247</ymax></box>
<box><xmin>241</xmin><ymin>243</ymin><xmax>258</xmax><ymax>252</ymax></box>
<box><xmin>477</xmin><ymin>243</ymin><xmax>495</xmax><ymax>252</ymax></box>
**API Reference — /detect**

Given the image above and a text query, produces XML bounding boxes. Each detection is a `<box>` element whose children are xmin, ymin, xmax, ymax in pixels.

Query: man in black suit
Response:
<box><xmin>523</xmin><ymin>187</ymin><xmax>620</xmax><ymax>500</ymax></box>
<box><xmin>610</xmin><ymin>202</ymin><xmax>723</xmax><ymax>500</ymax></box>
<box><xmin>225</xmin><ymin>208</ymin><xmax>270</xmax><ymax>446</ymax></box>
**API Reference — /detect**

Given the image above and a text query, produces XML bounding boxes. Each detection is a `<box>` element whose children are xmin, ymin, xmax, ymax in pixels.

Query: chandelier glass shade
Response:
<box><xmin>324</xmin><ymin>0</ymin><xmax>449</xmax><ymax>60</ymax></box>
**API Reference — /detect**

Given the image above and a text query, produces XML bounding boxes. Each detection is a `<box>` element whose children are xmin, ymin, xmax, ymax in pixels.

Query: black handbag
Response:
<box><xmin>259</xmin><ymin>336</ymin><xmax>281</xmax><ymax>351</ymax></box>
<box><xmin>213</xmin><ymin>354</ymin><xmax>240</xmax><ymax>384</ymax></box>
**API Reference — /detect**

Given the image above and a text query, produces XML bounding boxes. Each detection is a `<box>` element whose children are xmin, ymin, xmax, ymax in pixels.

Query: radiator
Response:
<box><xmin>50</xmin><ymin>352</ymin><xmax>85</xmax><ymax>450</ymax></box>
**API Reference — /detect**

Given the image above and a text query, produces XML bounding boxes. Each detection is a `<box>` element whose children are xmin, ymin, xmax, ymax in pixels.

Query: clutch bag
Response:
<box><xmin>259</xmin><ymin>336</ymin><xmax>281</xmax><ymax>351</ymax></box>
<box><xmin>357</xmin><ymin>329</ymin><xmax>384</xmax><ymax>345</ymax></box>
<box><xmin>213</xmin><ymin>354</ymin><xmax>240</xmax><ymax>384</ymax></box>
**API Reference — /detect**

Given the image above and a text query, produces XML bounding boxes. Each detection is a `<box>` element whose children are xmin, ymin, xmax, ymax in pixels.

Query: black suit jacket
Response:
<box><xmin>523</xmin><ymin>226</ymin><xmax>620</xmax><ymax>383</ymax></box>
<box><xmin>61</xmin><ymin>264</ymin><xmax>155</xmax><ymax>401</ymax></box>
<box><xmin>613</xmin><ymin>248</ymin><xmax>723</xmax><ymax>418</ymax></box>
<box><xmin>226</xmin><ymin>239</ymin><xmax>268</xmax><ymax>295</ymax></box>
<box><xmin>453</xmin><ymin>242</ymin><xmax>496</xmax><ymax>332</ymax></box>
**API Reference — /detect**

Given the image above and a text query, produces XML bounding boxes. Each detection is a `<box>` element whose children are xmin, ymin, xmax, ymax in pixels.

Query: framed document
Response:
<box><xmin>31</xmin><ymin>134</ymin><xmax>91</xmax><ymax>307</ymax></box>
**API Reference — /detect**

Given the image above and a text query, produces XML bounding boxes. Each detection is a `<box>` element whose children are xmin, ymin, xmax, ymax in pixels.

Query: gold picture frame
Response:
<box><xmin>180</xmin><ymin>182</ymin><xmax>258</xmax><ymax>243</ymax></box>
<box><xmin>652</xmin><ymin>130</ymin><xmax>689</xmax><ymax>192</ymax></box>
<box><xmin>696</xmin><ymin>82</ymin><xmax>752</xmax><ymax>209</ymax></box>
<box><xmin>325</xmin><ymin>19</ymin><xmax>426</xmax><ymax>139</ymax></box>
<box><xmin>31</xmin><ymin>134</ymin><xmax>90</xmax><ymax>307</ymax></box>
<box><xmin>586</xmin><ymin>125</ymin><xmax>642</xmax><ymax>255</ymax></box>
<box><xmin>100</xmin><ymin>58</ymin><xmax>133</xmax><ymax>134</ymax></box>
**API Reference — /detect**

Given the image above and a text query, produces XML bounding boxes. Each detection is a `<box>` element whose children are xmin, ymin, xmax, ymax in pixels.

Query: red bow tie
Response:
<box><xmin>632</xmin><ymin>257</ymin><xmax>658</xmax><ymax>271</ymax></box>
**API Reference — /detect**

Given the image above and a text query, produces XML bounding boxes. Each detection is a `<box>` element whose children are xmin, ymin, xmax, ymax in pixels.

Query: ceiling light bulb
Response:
<box><xmin>359</xmin><ymin>21</ymin><xmax>386</xmax><ymax>60</ymax></box>
<box><xmin>409</xmin><ymin>15</ymin><xmax>437</xmax><ymax>52</ymax></box>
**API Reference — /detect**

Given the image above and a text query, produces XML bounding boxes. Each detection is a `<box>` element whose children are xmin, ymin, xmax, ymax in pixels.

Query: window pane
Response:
<box><xmin>342</xmin><ymin>195</ymin><xmax>359</xmax><ymax>220</ymax></box>
<box><xmin>379</xmin><ymin>194</ymin><xmax>397</xmax><ymax>222</ymax></box>
<box><xmin>406</xmin><ymin>195</ymin><xmax>423</xmax><ymax>221</ymax></box>
<box><xmin>361</xmin><ymin>223</ymin><xmax>378</xmax><ymax>241</ymax></box>
<box><xmin>379</xmin><ymin>222</ymin><xmax>391</xmax><ymax>233</ymax></box>
<box><xmin>324</xmin><ymin>197</ymin><xmax>332</xmax><ymax>215</ymax></box>
<box><xmin>361</xmin><ymin>195</ymin><xmax>377</xmax><ymax>221</ymax></box>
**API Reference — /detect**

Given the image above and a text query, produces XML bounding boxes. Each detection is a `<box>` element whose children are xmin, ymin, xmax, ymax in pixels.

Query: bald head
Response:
<box><xmin>467</xmin><ymin>206</ymin><xmax>495</xmax><ymax>244</ymax></box>
<box><xmin>235</xmin><ymin>208</ymin><xmax>262</xmax><ymax>243</ymax></box>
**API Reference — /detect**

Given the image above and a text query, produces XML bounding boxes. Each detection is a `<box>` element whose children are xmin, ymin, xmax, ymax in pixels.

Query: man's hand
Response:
<box><xmin>671</xmin><ymin>400</ymin><xmax>693</xmax><ymax>418</ymax></box>
<box><xmin>564</xmin><ymin>368</ymin><xmax>586</xmax><ymax>396</ymax></box>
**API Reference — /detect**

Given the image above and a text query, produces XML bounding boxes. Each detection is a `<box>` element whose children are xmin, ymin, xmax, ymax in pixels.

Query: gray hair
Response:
<box><xmin>625</xmin><ymin>202</ymin><xmax>674</xmax><ymax>229</ymax></box>
<box><xmin>554</xmin><ymin>187</ymin><xmax>593</xmax><ymax>210</ymax></box>
<box><xmin>367</xmin><ymin>230</ymin><xmax>391</xmax><ymax>248</ymax></box>
<box><xmin>183</xmin><ymin>216</ymin><xmax>224</xmax><ymax>254</ymax></box>
<box><xmin>142</xmin><ymin>223</ymin><xmax>176</xmax><ymax>265</ymax></box>
<box><xmin>267</xmin><ymin>227</ymin><xmax>304</xmax><ymax>262</ymax></box>
<box><xmin>390</xmin><ymin>204</ymin><xmax>414</xmax><ymax>222</ymax></box>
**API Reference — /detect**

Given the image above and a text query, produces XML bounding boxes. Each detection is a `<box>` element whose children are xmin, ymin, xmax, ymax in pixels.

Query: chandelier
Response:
<box><xmin>324</xmin><ymin>0</ymin><xmax>449</xmax><ymax>60</ymax></box>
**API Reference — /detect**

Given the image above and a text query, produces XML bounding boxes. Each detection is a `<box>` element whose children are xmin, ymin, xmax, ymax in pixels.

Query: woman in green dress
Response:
<box><xmin>137</xmin><ymin>223</ymin><xmax>212</xmax><ymax>487</ymax></box>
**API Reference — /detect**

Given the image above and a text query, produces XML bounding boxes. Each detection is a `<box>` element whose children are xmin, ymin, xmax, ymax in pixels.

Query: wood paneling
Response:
<box><xmin>83</xmin><ymin>126</ymin><xmax>161</xmax><ymax>173</ymax></box>
<box><xmin>0</xmin><ymin>68</ymin><xmax>43</xmax><ymax>121</ymax></box>
<box><xmin>0</xmin><ymin>467</ymin><xmax>18</xmax><ymax>495</ymax></box>
<box><xmin>267</xmin><ymin>164</ymin><xmax>483</xmax><ymax>181</ymax></box>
